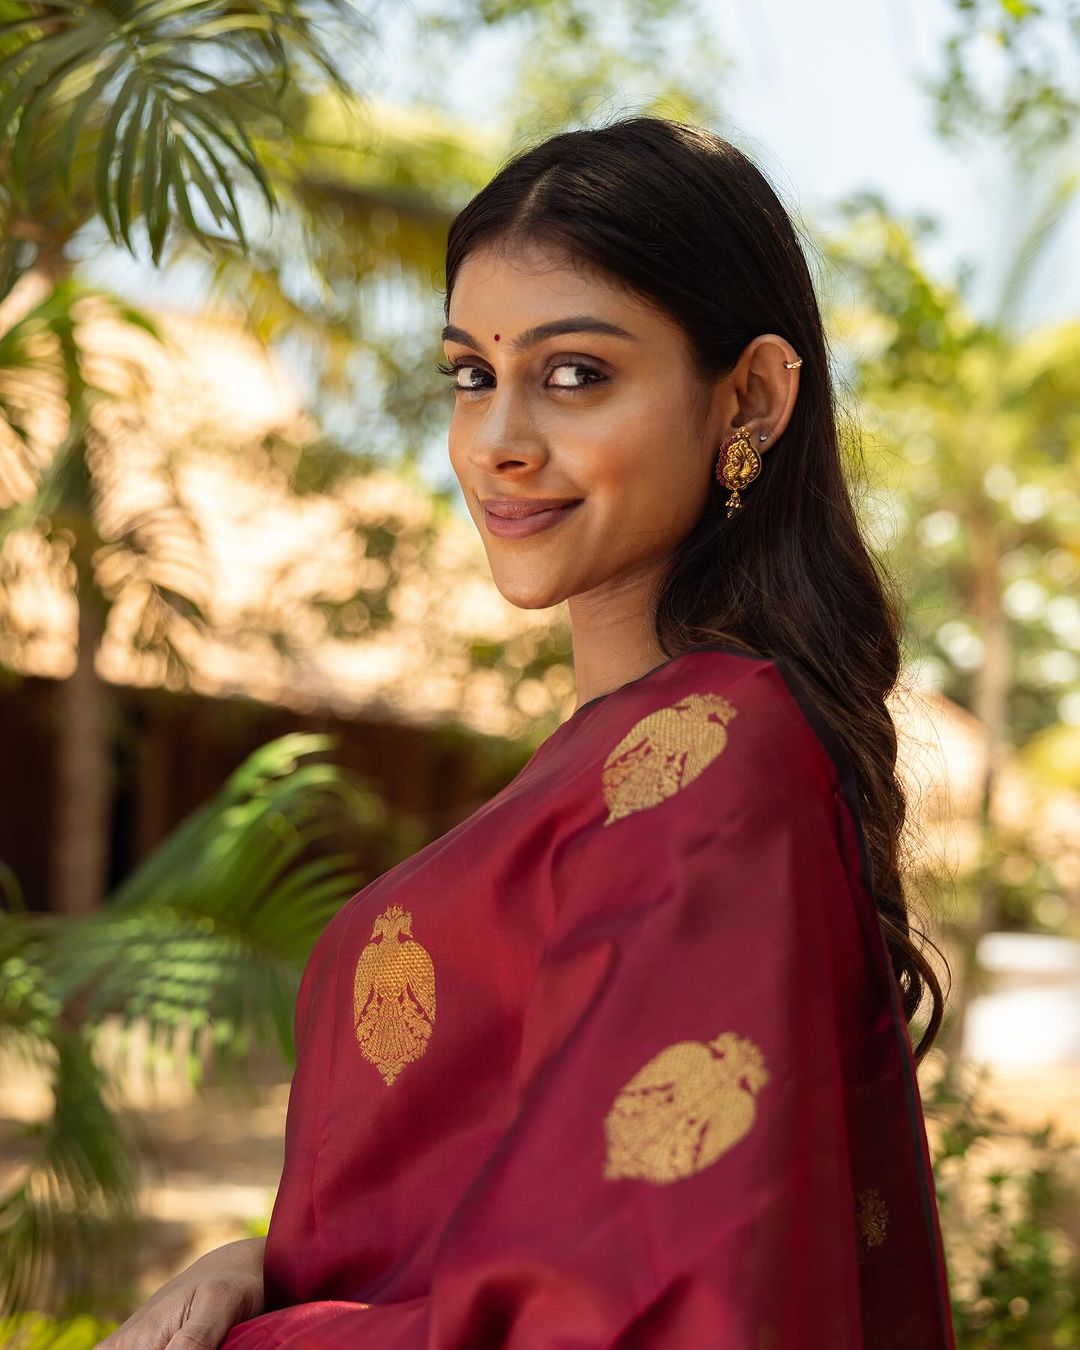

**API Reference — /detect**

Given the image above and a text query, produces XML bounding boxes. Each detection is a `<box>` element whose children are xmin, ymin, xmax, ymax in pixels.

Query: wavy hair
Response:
<box><xmin>442</xmin><ymin>114</ymin><xmax>949</xmax><ymax>1065</ymax></box>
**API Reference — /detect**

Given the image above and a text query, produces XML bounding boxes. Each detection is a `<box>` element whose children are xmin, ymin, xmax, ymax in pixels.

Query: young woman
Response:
<box><xmin>100</xmin><ymin>116</ymin><xmax>955</xmax><ymax>1349</ymax></box>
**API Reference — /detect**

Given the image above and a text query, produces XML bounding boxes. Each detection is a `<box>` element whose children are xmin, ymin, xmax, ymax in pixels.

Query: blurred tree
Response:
<box><xmin>927</xmin><ymin>0</ymin><xmax>1080</xmax><ymax>159</ymax></box>
<box><xmin>0</xmin><ymin>278</ymin><xmax>165</xmax><ymax>916</ymax></box>
<box><xmin>416</xmin><ymin>0</ymin><xmax>725</xmax><ymax>143</ymax></box>
<box><xmin>830</xmin><ymin>0</ymin><xmax>1080</xmax><ymax>1064</ymax></box>
<box><xmin>824</xmin><ymin>171</ymin><xmax>1080</xmax><ymax>1056</ymax></box>
<box><xmin>927</xmin><ymin>1057</ymin><xmax>1080</xmax><ymax>1346</ymax></box>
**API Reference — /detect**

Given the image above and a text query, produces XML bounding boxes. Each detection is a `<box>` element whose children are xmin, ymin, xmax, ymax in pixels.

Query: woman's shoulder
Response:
<box><xmin>542</xmin><ymin>641</ymin><xmax>874</xmax><ymax>940</ymax></box>
<box><xmin>675</xmin><ymin>641</ymin><xmax>851</xmax><ymax>784</ymax></box>
<box><xmin>642</xmin><ymin>641</ymin><xmax>873</xmax><ymax>897</ymax></box>
<box><xmin>571</xmin><ymin>640</ymin><xmax>846</xmax><ymax>811</ymax></box>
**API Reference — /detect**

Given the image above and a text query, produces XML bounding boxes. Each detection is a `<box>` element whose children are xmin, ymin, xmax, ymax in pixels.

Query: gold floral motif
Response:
<box><xmin>855</xmin><ymin>1186</ymin><xmax>889</xmax><ymax>1250</ymax></box>
<box><xmin>600</xmin><ymin>692</ymin><xmax>738</xmax><ymax>826</ymax></box>
<box><xmin>353</xmin><ymin>904</ymin><xmax>435</xmax><ymax>1085</ymax></box>
<box><xmin>603</xmin><ymin>1031</ymin><xmax>769</xmax><ymax>1184</ymax></box>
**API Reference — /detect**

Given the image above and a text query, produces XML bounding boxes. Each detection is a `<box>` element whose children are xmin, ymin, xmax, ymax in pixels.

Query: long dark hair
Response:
<box><xmin>442</xmin><ymin>115</ymin><xmax>949</xmax><ymax>1065</ymax></box>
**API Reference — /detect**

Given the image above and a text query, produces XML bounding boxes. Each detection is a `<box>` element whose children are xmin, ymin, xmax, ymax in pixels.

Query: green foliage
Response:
<box><xmin>823</xmin><ymin>186</ymin><xmax>1080</xmax><ymax>952</ymax></box>
<box><xmin>0</xmin><ymin>0</ymin><xmax>361</xmax><ymax>262</ymax></box>
<box><xmin>927</xmin><ymin>1059</ymin><xmax>1080</xmax><ymax>1345</ymax></box>
<box><xmin>826</xmin><ymin>186</ymin><xmax>1080</xmax><ymax>755</ymax></box>
<box><xmin>416</xmin><ymin>0</ymin><xmax>726</xmax><ymax>145</ymax></box>
<box><xmin>52</xmin><ymin>732</ymin><xmax>379</xmax><ymax>1074</ymax></box>
<box><xmin>0</xmin><ymin>1027</ymin><xmax>139</xmax><ymax>1315</ymax></box>
<box><xmin>926</xmin><ymin>0</ymin><xmax>1080</xmax><ymax>156</ymax></box>
<box><xmin>0</xmin><ymin>906</ymin><xmax>139</xmax><ymax>1314</ymax></box>
<box><xmin>1019</xmin><ymin>722</ymin><xmax>1080</xmax><ymax>791</ymax></box>
<box><xmin>0</xmin><ymin>733</ymin><xmax>384</xmax><ymax>1314</ymax></box>
<box><xmin>0</xmin><ymin>1312</ymin><xmax>117</xmax><ymax>1350</ymax></box>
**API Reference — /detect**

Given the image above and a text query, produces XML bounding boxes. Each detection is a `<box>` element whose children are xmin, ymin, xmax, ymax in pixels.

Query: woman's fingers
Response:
<box><xmin>162</xmin><ymin>1277</ymin><xmax>258</xmax><ymax>1350</ymax></box>
<box><xmin>92</xmin><ymin>1241</ymin><xmax>264</xmax><ymax>1350</ymax></box>
<box><xmin>93</xmin><ymin>1275</ymin><xmax>256</xmax><ymax>1350</ymax></box>
<box><xmin>163</xmin><ymin>1328</ymin><xmax>227</xmax><ymax>1350</ymax></box>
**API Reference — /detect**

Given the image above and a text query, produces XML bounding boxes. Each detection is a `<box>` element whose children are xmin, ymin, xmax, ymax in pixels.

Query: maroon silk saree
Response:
<box><xmin>222</xmin><ymin>643</ymin><xmax>955</xmax><ymax>1348</ymax></box>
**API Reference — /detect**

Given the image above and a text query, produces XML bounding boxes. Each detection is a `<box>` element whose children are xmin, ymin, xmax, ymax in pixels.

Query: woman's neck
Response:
<box><xmin>566</xmin><ymin>569</ymin><xmax>669</xmax><ymax>712</ymax></box>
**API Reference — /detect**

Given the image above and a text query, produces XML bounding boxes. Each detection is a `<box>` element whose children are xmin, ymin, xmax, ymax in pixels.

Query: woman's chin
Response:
<box><xmin>490</xmin><ymin>573</ymin><xmax>571</xmax><ymax>612</ymax></box>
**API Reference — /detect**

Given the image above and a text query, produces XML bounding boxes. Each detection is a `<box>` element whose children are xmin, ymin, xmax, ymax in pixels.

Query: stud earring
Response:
<box><xmin>715</xmin><ymin>426</ymin><xmax>762</xmax><ymax>518</ymax></box>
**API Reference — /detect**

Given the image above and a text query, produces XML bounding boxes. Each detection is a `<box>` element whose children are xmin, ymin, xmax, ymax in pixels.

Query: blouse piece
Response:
<box><xmin>223</xmin><ymin>642</ymin><xmax>955</xmax><ymax>1349</ymax></box>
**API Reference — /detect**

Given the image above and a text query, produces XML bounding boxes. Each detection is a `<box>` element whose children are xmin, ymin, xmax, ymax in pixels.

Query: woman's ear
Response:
<box><xmin>723</xmin><ymin>333</ymin><xmax>802</xmax><ymax>452</ymax></box>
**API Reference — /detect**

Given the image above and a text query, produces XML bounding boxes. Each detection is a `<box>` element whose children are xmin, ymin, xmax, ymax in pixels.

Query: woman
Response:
<box><xmin>100</xmin><ymin>115</ymin><xmax>955</xmax><ymax>1348</ymax></box>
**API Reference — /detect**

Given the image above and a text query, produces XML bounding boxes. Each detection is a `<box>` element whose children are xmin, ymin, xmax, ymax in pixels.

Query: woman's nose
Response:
<box><xmin>465</xmin><ymin>385</ymin><xmax>548</xmax><ymax>470</ymax></box>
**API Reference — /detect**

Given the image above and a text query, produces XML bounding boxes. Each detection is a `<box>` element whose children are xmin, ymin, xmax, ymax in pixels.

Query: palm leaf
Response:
<box><xmin>0</xmin><ymin>279</ymin><xmax>162</xmax><ymax>543</ymax></box>
<box><xmin>0</xmin><ymin>918</ymin><xmax>138</xmax><ymax>1316</ymax></box>
<box><xmin>1</xmin><ymin>0</ymin><xmax>358</xmax><ymax>257</ymax></box>
<box><xmin>55</xmin><ymin>49</ymin><xmax>128</xmax><ymax>205</ymax></box>
<box><xmin>0</xmin><ymin>1027</ymin><xmax>139</xmax><ymax>1315</ymax></box>
<box><xmin>48</xmin><ymin>733</ymin><xmax>382</xmax><ymax>1078</ymax></box>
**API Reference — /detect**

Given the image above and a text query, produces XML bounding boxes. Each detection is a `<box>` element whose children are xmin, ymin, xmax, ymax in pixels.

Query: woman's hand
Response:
<box><xmin>94</xmin><ymin>1236</ymin><xmax>266</xmax><ymax>1350</ymax></box>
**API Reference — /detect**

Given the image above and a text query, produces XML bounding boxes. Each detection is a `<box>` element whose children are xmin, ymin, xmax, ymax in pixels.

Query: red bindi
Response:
<box><xmin>493</xmin><ymin>334</ymin><xmax>500</xmax><ymax>341</ymax></box>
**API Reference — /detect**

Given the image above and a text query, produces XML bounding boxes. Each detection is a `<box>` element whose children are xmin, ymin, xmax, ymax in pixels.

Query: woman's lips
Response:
<box><xmin>483</xmin><ymin>501</ymin><xmax>583</xmax><ymax>539</ymax></box>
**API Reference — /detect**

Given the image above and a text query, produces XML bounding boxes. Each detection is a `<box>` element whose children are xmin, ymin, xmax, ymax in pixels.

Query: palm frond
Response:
<box><xmin>0</xmin><ymin>0</ymin><xmax>364</xmax><ymax>260</ymax></box>
<box><xmin>0</xmin><ymin>924</ymin><xmax>138</xmax><ymax>1315</ymax></box>
<box><xmin>48</xmin><ymin>733</ymin><xmax>381</xmax><ymax>1077</ymax></box>
<box><xmin>0</xmin><ymin>278</ymin><xmax>160</xmax><ymax>543</ymax></box>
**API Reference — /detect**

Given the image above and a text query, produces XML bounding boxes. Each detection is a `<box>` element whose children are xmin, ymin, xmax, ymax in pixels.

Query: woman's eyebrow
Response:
<box><xmin>441</xmin><ymin>316</ymin><xmax>639</xmax><ymax>353</ymax></box>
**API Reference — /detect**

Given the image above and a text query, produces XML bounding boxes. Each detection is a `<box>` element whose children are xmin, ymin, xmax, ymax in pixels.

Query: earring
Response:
<box><xmin>715</xmin><ymin>425</ymin><xmax>762</xmax><ymax>518</ymax></box>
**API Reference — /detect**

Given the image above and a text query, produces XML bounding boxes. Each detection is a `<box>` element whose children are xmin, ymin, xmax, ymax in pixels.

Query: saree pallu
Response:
<box><xmin>223</xmin><ymin>642</ymin><xmax>956</xmax><ymax>1348</ymax></box>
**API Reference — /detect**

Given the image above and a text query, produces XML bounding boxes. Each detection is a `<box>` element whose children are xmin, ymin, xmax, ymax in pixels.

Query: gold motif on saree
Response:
<box><xmin>603</xmin><ymin>1031</ymin><xmax>769</xmax><ymax>1184</ymax></box>
<box><xmin>856</xmin><ymin>1187</ymin><xmax>889</xmax><ymax>1250</ymax></box>
<box><xmin>601</xmin><ymin>692</ymin><xmax>738</xmax><ymax>826</ymax></box>
<box><xmin>353</xmin><ymin>904</ymin><xmax>435</xmax><ymax>1085</ymax></box>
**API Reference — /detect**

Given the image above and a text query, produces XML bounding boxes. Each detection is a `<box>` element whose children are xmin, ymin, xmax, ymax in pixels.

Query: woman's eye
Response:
<box><xmin>545</xmin><ymin>362</ymin><xmax>605</xmax><ymax>390</ymax></box>
<box><xmin>435</xmin><ymin>359</ymin><xmax>605</xmax><ymax>395</ymax></box>
<box><xmin>454</xmin><ymin>364</ymin><xmax>492</xmax><ymax>391</ymax></box>
<box><xmin>434</xmin><ymin>361</ymin><xmax>490</xmax><ymax>393</ymax></box>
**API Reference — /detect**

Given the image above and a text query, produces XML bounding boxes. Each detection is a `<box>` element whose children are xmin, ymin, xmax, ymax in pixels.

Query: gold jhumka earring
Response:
<box><xmin>715</xmin><ymin>425</ymin><xmax>763</xmax><ymax>519</ymax></box>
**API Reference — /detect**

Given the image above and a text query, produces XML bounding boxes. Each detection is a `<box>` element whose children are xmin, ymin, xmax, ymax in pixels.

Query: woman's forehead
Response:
<box><xmin>449</xmin><ymin>248</ymin><xmax>664</xmax><ymax>339</ymax></box>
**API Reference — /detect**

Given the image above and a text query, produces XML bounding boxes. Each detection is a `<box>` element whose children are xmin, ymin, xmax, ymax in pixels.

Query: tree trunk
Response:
<box><xmin>51</xmin><ymin>560</ymin><xmax>113</xmax><ymax>914</ymax></box>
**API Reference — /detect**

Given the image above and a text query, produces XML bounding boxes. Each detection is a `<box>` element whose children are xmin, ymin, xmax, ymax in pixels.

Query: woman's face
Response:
<box><xmin>443</xmin><ymin>240</ymin><xmax>726</xmax><ymax>611</ymax></box>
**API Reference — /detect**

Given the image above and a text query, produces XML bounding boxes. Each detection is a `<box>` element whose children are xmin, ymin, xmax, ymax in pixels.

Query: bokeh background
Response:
<box><xmin>1</xmin><ymin>0</ymin><xmax>1078</xmax><ymax>1344</ymax></box>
